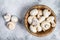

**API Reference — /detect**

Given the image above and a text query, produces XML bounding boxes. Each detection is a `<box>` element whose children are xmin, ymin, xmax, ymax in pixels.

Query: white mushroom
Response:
<box><xmin>47</xmin><ymin>16</ymin><xmax>56</xmax><ymax>27</ymax></box>
<box><xmin>41</xmin><ymin>21</ymin><xmax>50</xmax><ymax>31</ymax></box>
<box><xmin>43</xmin><ymin>9</ymin><xmax>51</xmax><ymax>18</ymax></box>
<box><xmin>47</xmin><ymin>16</ymin><xmax>54</xmax><ymax>23</ymax></box>
<box><xmin>30</xmin><ymin>9</ymin><xmax>38</xmax><ymax>16</ymax></box>
<box><xmin>30</xmin><ymin>25</ymin><xmax>37</xmax><ymax>33</ymax></box>
<box><xmin>37</xmin><ymin>25</ymin><xmax>42</xmax><ymax>32</ymax></box>
<box><xmin>7</xmin><ymin>22</ymin><xmax>15</xmax><ymax>30</ymax></box>
<box><xmin>37</xmin><ymin>10</ymin><xmax>42</xmax><ymax>18</ymax></box>
<box><xmin>32</xmin><ymin>17</ymin><xmax>39</xmax><ymax>26</ymax></box>
<box><xmin>52</xmin><ymin>23</ymin><xmax>56</xmax><ymax>27</ymax></box>
<box><xmin>39</xmin><ymin>16</ymin><xmax>45</xmax><ymax>23</ymax></box>
<box><xmin>51</xmin><ymin>21</ymin><xmax>56</xmax><ymax>27</ymax></box>
<box><xmin>38</xmin><ymin>10</ymin><xmax>42</xmax><ymax>16</ymax></box>
<box><xmin>4</xmin><ymin>13</ymin><xmax>11</xmax><ymax>22</ymax></box>
<box><xmin>28</xmin><ymin>16</ymin><xmax>33</xmax><ymax>24</ymax></box>
<box><xmin>11</xmin><ymin>16</ymin><xmax>18</xmax><ymax>23</ymax></box>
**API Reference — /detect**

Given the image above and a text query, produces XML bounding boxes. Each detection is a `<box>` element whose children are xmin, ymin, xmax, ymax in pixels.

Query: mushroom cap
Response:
<box><xmin>32</xmin><ymin>17</ymin><xmax>39</xmax><ymax>26</ymax></box>
<box><xmin>11</xmin><ymin>16</ymin><xmax>18</xmax><ymax>23</ymax></box>
<box><xmin>39</xmin><ymin>16</ymin><xmax>45</xmax><ymax>23</ymax></box>
<box><xmin>51</xmin><ymin>22</ymin><xmax>56</xmax><ymax>27</ymax></box>
<box><xmin>4</xmin><ymin>13</ymin><xmax>11</xmax><ymax>22</ymax></box>
<box><xmin>7</xmin><ymin>22</ymin><xmax>15</xmax><ymax>30</ymax></box>
<box><xmin>37</xmin><ymin>10</ymin><xmax>42</xmax><ymax>19</ymax></box>
<box><xmin>41</xmin><ymin>21</ymin><xmax>50</xmax><ymax>31</ymax></box>
<box><xmin>43</xmin><ymin>9</ymin><xmax>51</xmax><ymax>18</ymax></box>
<box><xmin>38</xmin><ymin>10</ymin><xmax>42</xmax><ymax>16</ymax></box>
<box><xmin>30</xmin><ymin>25</ymin><xmax>37</xmax><ymax>33</ymax></box>
<box><xmin>28</xmin><ymin>16</ymin><xmax>33</xmax><ymax>24</ymax></box>
<box><xmin>30</xmin><ymin>9</ymin><xmax>38</xmax><ymax>16</ymax></box>
<box><xmin>47</xmin><ymin>16</ymin><xmax>54</xmax><ymax>22</ymax></box>
<box><xmin>37</xmin><ymin>25</ymin><xmax>42</xmax><ymax>32</ymax></box>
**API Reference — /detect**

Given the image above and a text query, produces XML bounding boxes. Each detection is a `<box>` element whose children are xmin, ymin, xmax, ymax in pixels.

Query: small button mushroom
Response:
<box><xmin>38</xmin><ymin>9</ymin><xmax>42</xmax><ymax>16</ymax></box>
<box><xmin>39</xmin><ymin>16</ymin><xmax>45</xmax><ymax>23</ymax></box>
<box><xmin>41</xmin><ymin>21</ymin><xmax>50</xmax><ymax>31</ymax></box>
<box><xmin>37</xmin><ymin>10</ymin><xmax>42</xmax><ymax>18</ymax></box>
<box><xmin>47</xmin><ymin>16</ymin><xmax>54</xmax><ymax>23</ymax></box>
<box><xmin>30</xmin><ymin>25</ymin><xmax>37</xmax><ymax>33</ymax></box>
<box><xmin>4</xmin><ymin>13</ymin><xmax>11</xmax><ymax>22</ymax></box>
<box><xmin>28</xmin><ymin>16</ymin><xmax>34</xmax><ymax>24</ymax></box>
<box><xmin>7</xmin><ymin>22</ymin><xmax>15</xmax><ymax>30</ymax></box>
<box><xmin>32</xmin><ymin>17</ymin><xmax>39</xmax><ymax>26</ymax></box>
<box><xmin>43</xmin><ymin>9</ymin><xmax>51</xmax><ymax>18</ymax></box>
<box><xmin>30</xmin><ymin>9</ymin><xmax>38</xmax><ymax>16</ymax></box>
<box><xmin>52</xmin><ymin>22</ymin><xmax>56</xmax><ymax>27</ymax></box>
<box><xmin>11</xmin><ymin>16</ymin><xmax>18</xmax><ymax>23</ymax></box>
<box><xmin>51</xmin><ymin>21</ymin><xmax>56</xmax><ymax>27</ymax></box>
<box><xmin>37</xmin><ymin>25</ymin><xmax>42</xmax><ymax>32</ymax></box>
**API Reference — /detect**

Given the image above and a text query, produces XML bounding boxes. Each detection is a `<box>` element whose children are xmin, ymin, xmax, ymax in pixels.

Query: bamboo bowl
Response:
<box><xmin>24</xmin><ymin>5</ymin><xmax>56</xmax><ymax>37</ymax></box>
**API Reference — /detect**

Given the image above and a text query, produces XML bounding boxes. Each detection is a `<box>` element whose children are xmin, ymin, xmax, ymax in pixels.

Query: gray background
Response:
<box><xmin>0</xmin><ymin>0</ymin><xmax>60</xmax><ymax>40</ymax></box>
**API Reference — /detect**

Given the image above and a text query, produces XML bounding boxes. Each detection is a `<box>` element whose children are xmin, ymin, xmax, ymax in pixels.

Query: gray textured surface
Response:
<box><xmin>0</xmin><ymin>0</ymin><xmax>60</xmax><ymax>40</ymax></box>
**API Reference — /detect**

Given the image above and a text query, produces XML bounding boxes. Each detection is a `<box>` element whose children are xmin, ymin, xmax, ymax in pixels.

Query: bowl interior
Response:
<box><xmin>24</xmin><ymin>5</ymin><xmax>56</xmax><ymax>37</ymax></box>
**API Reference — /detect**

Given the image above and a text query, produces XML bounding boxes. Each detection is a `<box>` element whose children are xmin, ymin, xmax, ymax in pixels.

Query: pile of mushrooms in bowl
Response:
<box><xmin>24</xmin><ymin>5</ymin><xmax>56</xmax><ymax>37</ymax></box>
